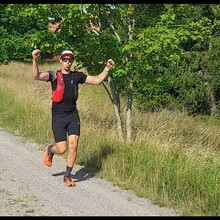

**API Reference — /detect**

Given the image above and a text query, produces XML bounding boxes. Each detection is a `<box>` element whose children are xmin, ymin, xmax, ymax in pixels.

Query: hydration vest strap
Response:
<box><xmin>51</xmin><ymin>71</ymin><xmax>65</xmax><ymax>102</ymax></box>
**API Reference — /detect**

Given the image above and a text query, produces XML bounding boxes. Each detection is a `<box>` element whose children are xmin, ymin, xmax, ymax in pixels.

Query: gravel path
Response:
<box><xmin>0</xmin><ymin>127</ymin><xmax>179</xmax><ymax>216</ymax></box>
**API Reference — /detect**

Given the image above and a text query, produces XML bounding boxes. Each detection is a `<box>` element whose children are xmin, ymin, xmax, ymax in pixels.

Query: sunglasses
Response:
<box><xmin>62</xmin><ymin>58</ymin><xmax>74</xmax><ymax>63</ymax></box>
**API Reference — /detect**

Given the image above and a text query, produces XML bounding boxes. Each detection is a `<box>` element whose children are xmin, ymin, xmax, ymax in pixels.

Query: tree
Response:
<box><xmin>0</xmin><ymin>4</ymin><xmax>53</xmax><ymax>64</ymax></box>
<box><xmin>1</xmin><ymin>3</ymin><xmax>220</xmax><ymax>141</ymax></box>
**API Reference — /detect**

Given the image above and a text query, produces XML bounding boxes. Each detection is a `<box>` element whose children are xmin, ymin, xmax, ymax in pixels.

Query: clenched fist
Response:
<box><xmin>106</xmin><ymin>59</ymin><xmax>115</xmax><ymax>69</ymax></box>
<box><xmin>32</xmin><ymin>49</ymin><xmax>41</xmax><ymax>60</ymax></box>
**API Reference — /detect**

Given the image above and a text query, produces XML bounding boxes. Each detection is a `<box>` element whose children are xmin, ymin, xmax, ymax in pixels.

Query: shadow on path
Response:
<box><xmin>52</xmin><ymin>166</ymin><xmax>94</xmax><ymax>183</ymax></box>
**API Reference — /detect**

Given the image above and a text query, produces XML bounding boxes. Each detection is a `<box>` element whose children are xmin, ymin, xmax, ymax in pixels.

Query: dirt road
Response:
<box><xmin>0</xmin><ymin>127</ymin><xmax>179</xmax><ymax>216</ymax></box>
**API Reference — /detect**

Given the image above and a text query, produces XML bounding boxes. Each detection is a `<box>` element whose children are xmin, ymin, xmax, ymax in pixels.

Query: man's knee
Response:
<box><xmin>68</xmin><ymin>135</ymin><xmax>79</xmax><ymax>152</ymax></box>
<box><xmin>55</xmin><ymin>141</ymin><xmax>67</xmax><ymax>154</ymax></box>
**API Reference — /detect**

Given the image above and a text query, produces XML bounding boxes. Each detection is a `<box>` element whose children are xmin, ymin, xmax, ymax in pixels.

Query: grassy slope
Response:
<box><xmin>0</xmin><ymin>61</ymin><xmax>219</xmax><ymax>216</ymax></box>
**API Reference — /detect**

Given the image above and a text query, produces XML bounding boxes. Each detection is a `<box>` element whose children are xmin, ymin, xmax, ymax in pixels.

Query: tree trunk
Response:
<box><xmin>126</xmin><ymin>14</ymin><xmax>134</xmax><ymax>142</ymax></box>
<box><xmin>206</xmin><ymin>81</ymin><xmax>218</xmax><ymax>116</ymax></box>
<box><xmin>102</xmin><ymin>80</ymin><xmax>124</xmax><ymax>142</ymax></box>
<box><xmin>110</xmin><ymin>80</ymin><xmax>124</xmax><ymax>142</ymax></box>
<box><xmin>126</xmin><ymin>80</ymin><xmax>133</xmax><ymax>142</ymax></box>
<box><xmin>206</xmin><ymin>41</ymin><xmax>218</xmax><ymax>116</ymax></box>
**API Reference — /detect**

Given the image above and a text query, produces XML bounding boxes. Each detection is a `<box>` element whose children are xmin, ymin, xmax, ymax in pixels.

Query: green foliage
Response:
<box><xmin>206</xmin><ymin>37</ymin><xmax>220</xmax><ymax>111</ymax></box>
<box><xmin>125</xmin><ymin>4</ymin><xmax>220</xmax><ymax>115</ymax></box>
<box><xmin>0</xmin><ymin>4</ymin><xmax>50</xmax><ymax>64</ymax></box>
<box><xmin>0</xmin><ymin>26</ymin><xmax>10</xmax><ymax>64</ymax></box>
<box><xmin>170</xmin><ymin>68</ymin><xmax>209</xmax><ymax>114</ymax></box>
<box><xmin>1</xmin><ymin>3</ymin><xmax>220</xmax><ymax>117</ymax></box>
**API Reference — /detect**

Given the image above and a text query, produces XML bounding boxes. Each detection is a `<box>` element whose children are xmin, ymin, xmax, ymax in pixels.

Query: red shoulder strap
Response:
<box><xmin>51</xmin><ymin>70</ymin><xmax>65</xmax><ymax>102</ymax></box>
<box><xmin>56</xmin><ymin>71</ymin><xmax>64</xmax><ymax>86</ymax></box>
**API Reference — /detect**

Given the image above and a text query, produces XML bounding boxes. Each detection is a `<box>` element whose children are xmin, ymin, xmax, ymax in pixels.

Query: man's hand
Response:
<box><xmin>32</xmin><ymin>49</ymin><xmax>41</xmax><ymax>60</ymax></box>
<box><xmin>106</xmin><ymin>59</ymin><xmax>115</xmax><ymax>70</ymax></box>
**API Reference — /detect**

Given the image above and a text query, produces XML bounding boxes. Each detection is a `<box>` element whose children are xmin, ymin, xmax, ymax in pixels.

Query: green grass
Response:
<box><xmin>0</xmin><ymin>61</ymin><xmax>220</xmax><ymax>216</ymax></box>
<box><xmin>77</xmin><ymin>136</ymin><xmax>220</xmax><ymax>216</ymax></box>
<box><xmin>0</xmin><ymin>87</ymin><xmax>53</xmax><ymax>145</ymax></box>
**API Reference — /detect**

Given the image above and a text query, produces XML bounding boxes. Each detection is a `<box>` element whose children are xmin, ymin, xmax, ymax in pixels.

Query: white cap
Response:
<box><xmin>60</xmin><ymin>50</ymin><xmax>74</xmax><ymax>59</ymax></box>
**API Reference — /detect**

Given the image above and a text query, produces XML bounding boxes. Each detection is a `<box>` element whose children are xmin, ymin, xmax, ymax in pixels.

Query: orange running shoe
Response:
<box><xmin>43</xmin><ymin>144</ymin><xmax>54</xmax><ymax>167</ymax></box>
<box><xmin>64</xmin><ymin>176</ymin><xmax>76</xmax><ymax>187</ymax></box>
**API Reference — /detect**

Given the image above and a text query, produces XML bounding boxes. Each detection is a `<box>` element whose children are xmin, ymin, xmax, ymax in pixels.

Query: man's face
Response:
<box><xmin>60</xmin><ymin>56</ymin><xmax>74</xmax><ymax>71</ymax></box>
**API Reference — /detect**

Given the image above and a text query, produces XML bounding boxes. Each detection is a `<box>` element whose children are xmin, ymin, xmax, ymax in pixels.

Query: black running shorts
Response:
<box><xmin>52</xmin><ymin>110</ymin><xmax>80</xmax><ymax>143</ymax></box>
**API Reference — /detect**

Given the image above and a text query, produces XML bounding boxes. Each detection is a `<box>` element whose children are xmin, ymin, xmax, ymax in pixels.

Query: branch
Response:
<box><xmin>102</xmin><ymin>81</ymin><xmax>113</xmax><ymax>103</ymax></box>
<box><xmin>109</xmin><ymin>23</ymin><xmax>121</xmax><ymax>44</ymax></box>
<box><xmin>89</xmin><ymin>20</ymin><xmax>101</xmax><ymax>36</ymax></box>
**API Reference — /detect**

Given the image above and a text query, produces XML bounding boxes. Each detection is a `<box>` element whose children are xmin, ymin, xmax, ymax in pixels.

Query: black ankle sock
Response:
<box><xmin>65</xmin><ymin>166</ymin><xmax>73</xmax><ymax>177</ymax></box>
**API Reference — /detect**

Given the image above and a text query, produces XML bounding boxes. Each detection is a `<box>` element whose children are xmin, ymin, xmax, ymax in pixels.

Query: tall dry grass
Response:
<box><xmin>0</xmin><ymin>61</ymin><xmax>220</xmax><ymax>216</ymax></box>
